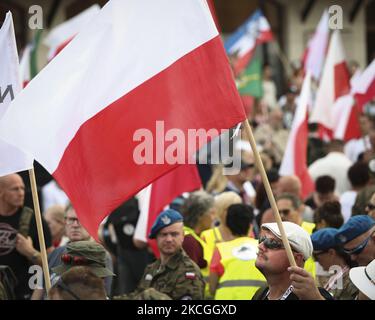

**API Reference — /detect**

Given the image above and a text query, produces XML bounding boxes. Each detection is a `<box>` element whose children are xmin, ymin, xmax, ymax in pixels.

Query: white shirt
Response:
<box><xmin>308</xmin><ymin>152</ymin><xmax>352</xmax><ymax>195</ymax></box>
<box><xmin>344</xmin><ymin>136</ymin><xmax>370</xmax><ymax>163</ymax></box>
<box><xmin>340</xmin><ymin>190</ymin><xmax>357</xmax><ymax>223</ymax></box>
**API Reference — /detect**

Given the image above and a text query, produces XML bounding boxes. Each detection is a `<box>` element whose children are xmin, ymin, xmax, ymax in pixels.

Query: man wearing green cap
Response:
<box><xmin>31</xmin><ymin>205</ymin><xmax>114</xmax><ymax>299</ymax></box>
<box><xmin>51</xmin><ymin>241</ymin><xmax>115</xmax><ymax>279</ymax></box>
<box><xmin>115</xmin><ymin>209</ymin><xmax>205</xmax><ymax>300</ymax></box>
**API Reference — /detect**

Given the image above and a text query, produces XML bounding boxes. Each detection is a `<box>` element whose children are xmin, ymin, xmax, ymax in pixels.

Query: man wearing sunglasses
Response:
<box><xmin>336</xmin><ymin>215</ymin><xmax>375</xmax><ymax>266</ymax></box>
<box><xmin>276</xmin><ymin>193</ymin><xmax>316</xmax><ymax>277</ymax></box>
<box><xmin>252</xmin><ymin>222</ymin><xmax>333</xmax><ymax>300</ymax></box>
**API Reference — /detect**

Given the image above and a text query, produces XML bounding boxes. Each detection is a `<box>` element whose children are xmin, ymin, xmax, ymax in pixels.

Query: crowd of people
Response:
<box><xmin>0</xmin><ymin>62</ymin><xmax>374</xmax><ymax>301</ymax></box>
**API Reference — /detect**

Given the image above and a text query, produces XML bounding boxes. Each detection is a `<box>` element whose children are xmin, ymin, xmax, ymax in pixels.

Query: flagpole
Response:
<box><xmin>242</xmin><ymin>119</ymin><xmax>297</xmax><ymax>267</ymax></box>
<box><xmin>28</xmin><ymin>168</ymin><xmax>52</xmax><ymax>291</ymax></box>
<box><xmin>273</xmin><ymin>41</ymin><xmax>293</xmax><ymax>77</ymax></box>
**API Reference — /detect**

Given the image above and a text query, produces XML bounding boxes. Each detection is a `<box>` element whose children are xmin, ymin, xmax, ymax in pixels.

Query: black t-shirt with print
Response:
<box><xmin>0</xmin><ymin>207</ymin><xmax>52</xmax><ymax>300</ymax></box>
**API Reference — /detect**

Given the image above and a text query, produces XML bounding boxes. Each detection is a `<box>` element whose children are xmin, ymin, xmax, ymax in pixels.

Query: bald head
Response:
<box><xmin>0</xmin><ymin>174</ymin><xmax>24</xmax><ymax>190</ymax></box>
<box><xmin>278</xmin><ymin>175</ymin><xmax>301</xmax><ymax>197</ymax></box>
<box><xmin>0</xmin><ymin>174</ymin><xmax>25</xmax><ymax>215</ymax></box>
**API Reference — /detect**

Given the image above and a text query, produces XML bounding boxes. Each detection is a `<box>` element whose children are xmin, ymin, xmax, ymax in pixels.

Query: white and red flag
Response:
<box><xmin>303</xmin><ymin>10</ymin><xmax>329</xmax><ymax>81</ymax></box>
<box><xmin>134</xmin><ymin>164</ymin><xmax>202</xmax><ymax>257</ymax></box>
<box><xmin>333</xmin><ymin>60</ymin><xmax>375</xmax><ymax>141</ymax></box>
<box><xmin>331</xmin><ymin>71</ymin><xmax>364</xmax><ymax>141</ymax></box>
<box><xmin>44</xmin><ymin>4</ymin><xmax>100</xmax><ymax>61</ymax></box>
<box><xmin>0</xmin><ymin>12</ymin><xmax>33</xmax><ymax>176</ymax></box>
<box><xmin>0</xmin><ymin>0</ymin><xmax>246</xmax><ymax>238</ymax></box>
<box><xmin>309</xmin><ymin>30</ymin><xmax>352</xmax><ymax>139</ymax></box>
<box><xmin>279</xmin><ymin>72</ymin><xmax>314</xmax><ymax>199</ymax></box>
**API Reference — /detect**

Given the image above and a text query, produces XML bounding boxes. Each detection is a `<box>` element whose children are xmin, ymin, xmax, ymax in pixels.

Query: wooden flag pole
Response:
<box><xmin>242</xmin><ymin>120</ymin><xmax>297</xmax><ymax>267</ymax></box>
<box><xmin>28</xmin><ymin>168</ymin><xmax>52</xmax><ymax>291</ymax></box>
<box><xmin>273</xmin><ymin>41</ymin><xmax>293</xmax><ymax>77</ymax></box>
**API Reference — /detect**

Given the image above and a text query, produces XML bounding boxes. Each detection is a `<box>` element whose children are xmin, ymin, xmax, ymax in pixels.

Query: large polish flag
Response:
<box><xmin>134</xmin><ymin>164</ymin><xmax>202</xmax><ymax>257</ymax></box>
<box><xmin>0</xmin><ymin>12</ymin><xmax>33</xmax><ymax>176</ymax></box>
<box><xmin>225</xmin><ymin>9</ymin><xmax>273</xmax><ymax>76</ymax></box>
<box><xmin>303</xmin><ymin>10</ymin><xmax>329</xmax><ymax>81</ymax></box>
<box><xmin>310</xmin><ymin>30</ymin><xmax>351</xmax><ymax>137</ymax></box>
<box><xmin>44</xmin><ymin>4</ymin><xmax>100</xmax><ymax>61</ymax></box>
<box><xmin>0</xmin><ymin>0</ymin><xmax>246</xmax><ymax>238</ymax></box>
<box><xmin>279</xmin><ymin>72</ymin><xmax>314</xmax><ymax>199</ymax></box>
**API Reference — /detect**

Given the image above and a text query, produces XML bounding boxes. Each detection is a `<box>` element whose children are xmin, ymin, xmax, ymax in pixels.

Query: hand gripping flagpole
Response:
<box><xmin>242</xmin><ymin>120</ymin><xmax>297</xmax><ymax>267</ymax></box>
<box><xmin>28</xmin><ymin>168</ymin><xmax>52</xmax><ymax>291</ymax></box>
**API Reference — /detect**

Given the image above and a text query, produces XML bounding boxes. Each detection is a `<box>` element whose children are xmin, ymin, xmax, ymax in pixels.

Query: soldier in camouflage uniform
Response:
<box><xmin>114</xmin><ymin>209</ymin><xmax>204</xmax><ymax>300</ymax></box>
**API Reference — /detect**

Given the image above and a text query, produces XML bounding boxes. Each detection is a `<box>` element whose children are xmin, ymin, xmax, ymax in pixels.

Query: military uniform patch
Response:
<box><xmin>161</xmin><ymin>216</ymin><xmax>171</xmax><ymax>225</ymax></box>
<box><xmin>185</xmin><ymin>272</ymin><xmax>196</xmax><ymax>280</ymax></box>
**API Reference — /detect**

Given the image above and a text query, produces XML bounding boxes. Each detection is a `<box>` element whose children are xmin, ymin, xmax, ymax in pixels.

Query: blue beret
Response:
<box><xmin>149</xmin><ymin>209</ymin><xmax>183</xmax><ymax>239</ymax></box>
<box><xmin>311</xmin><ymin>228</ymin><xmax>339</xmax><ymax>251</ymax></box>
<box><xmin>335</xmin><ymin>215</ymin><xmax>375</xmax><ymax>244</ymax></box>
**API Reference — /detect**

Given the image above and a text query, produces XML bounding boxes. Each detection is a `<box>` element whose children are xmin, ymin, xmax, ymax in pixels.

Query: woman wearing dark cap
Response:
<box><xmin>311</xmin><ymin>228</ymin><xmax>358</xmax><ymax>300</ymax></box>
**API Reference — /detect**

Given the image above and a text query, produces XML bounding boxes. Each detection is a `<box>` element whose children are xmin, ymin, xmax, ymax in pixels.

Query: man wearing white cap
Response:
<box><xmin>252</xmin><ymin>222</ymin><xmax>333</xmax><ymax>300</ymax></box>
<box><xmin>349</xmin><ymin>259</ymin><xmax>375</xmax><ymax>300</ymax></box>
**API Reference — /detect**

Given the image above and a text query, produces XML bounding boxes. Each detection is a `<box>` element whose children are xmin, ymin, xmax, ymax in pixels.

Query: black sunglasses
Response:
<box><xmin>279</xmin><ymin>209</ymin><xmax>291</xmax><ymax>216</ymax></box>
<box><xmin>366</xmin><ymin>203</ymin><xmax>375</xmax><ymax>211</ymax></box>
<box><xmin>259</xmin><ymin>236</ymin><xmax>284</xmax><ymax>250</ymax></box>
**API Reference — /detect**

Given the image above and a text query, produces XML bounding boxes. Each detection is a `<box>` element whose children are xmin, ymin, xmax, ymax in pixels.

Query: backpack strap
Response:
<box><xmin>0</xmin><ymin>266</ymin><xmax>17</xmax><ymax>300</ymax></box>
<box><xmin>18</xmin><ymin>207</ymin><xmax>34</xmax><ymax>238</ymax></box>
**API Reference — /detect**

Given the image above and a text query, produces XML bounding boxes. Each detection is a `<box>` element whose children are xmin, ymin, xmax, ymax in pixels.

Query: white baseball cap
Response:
<box><xmin>349</xmin><ymin>259</ymin><xmax>375</xmax><ymax>300</ymax></box>
<box><xmin>261</xmin><ymin>222</ymin><xmax>313</xmax><ymax>260</ymax></box>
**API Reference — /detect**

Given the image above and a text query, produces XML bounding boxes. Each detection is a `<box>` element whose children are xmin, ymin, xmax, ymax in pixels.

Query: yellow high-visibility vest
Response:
<box><xmin>214</xmin><ymin>237</ymin><xmax>266</xmax><ymax>300</ymax></box>
<box><xmin>201</xmin><ymin>227</ymin><xmax>223</xmax><ymax>268</ymax></box>
<box><xmin>183</xmin><ymin>226</ymin><xmax>210</xmax><ymax>278</ymax></box>
<box><xmin>184</xmin><ymin>226</ymin><xmax>211</xmax><ymax>298</ymax></box>
<box><xmin>301</xmin><ymin>221</ymin><xmax>316</xmax><ymax>278</ymax></box>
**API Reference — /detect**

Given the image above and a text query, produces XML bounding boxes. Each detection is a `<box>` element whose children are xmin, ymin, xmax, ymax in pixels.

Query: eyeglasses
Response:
<box><xmin>259</xmin><ymin>236</ymin><xmax>284</xmax><ymax>250</ymax></box>
<box><xmin>343</xmin><ymin>231</ymin><xmax>375</xmax><ymax>255</ymax></box>
<box><xmin>65</xmin><ymin>217</ymin><xmax>80</xmax><ymax>226</ymax></box>
<box><xmin>55</xmin><ymin>278</ymin><xmax>81</xmax><ymax>300</ymax></box>
<box><xmin>278</xmin><ymin>209</ymin><xmax>291</xmax><ymax>216</ymax></box>
<box><xmin>366</xmin><ymin>203</ymin><xmax>375</xmax><ymax>211</ymax></box>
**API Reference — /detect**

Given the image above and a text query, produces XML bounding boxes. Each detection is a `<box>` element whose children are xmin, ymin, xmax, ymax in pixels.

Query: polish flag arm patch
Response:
<box><xmin>185</xmin><ymin>272</ymin><xmax>196</xmax><ymax>280</ymax></box>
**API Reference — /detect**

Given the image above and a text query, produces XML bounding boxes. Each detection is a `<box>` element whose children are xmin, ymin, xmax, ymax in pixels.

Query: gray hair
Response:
<box><xmin>181</xmin><ymin>191</ymin><xmax>214</xmax><ymax>228</ymax></box>
<box><xmin>276</xmin><ymin>193</ymin><xmax>302</xmax><ymax>209</ymax></box>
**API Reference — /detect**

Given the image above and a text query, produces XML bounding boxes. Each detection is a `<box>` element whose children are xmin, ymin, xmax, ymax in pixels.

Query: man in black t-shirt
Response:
<box><xmin>0</xmin><ymin>173</ymin><xmax>52</xmax><ymax>300</ymax></box>
<box><xmin>252</xmin><ymin>221</ymin><xmax>333</xmax><ymax>300</ymax></box>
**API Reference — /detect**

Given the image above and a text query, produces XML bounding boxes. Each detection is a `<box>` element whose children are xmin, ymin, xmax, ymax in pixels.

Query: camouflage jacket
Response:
<box><xmin>115</xmin><ymin>249</ymin><xmax>204</xmax><ymax>300</ymax></box>
<box><xmin>328</xmin><ymin>271</ymin><xmax>359</xmax><ymax>300</ymax></box>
